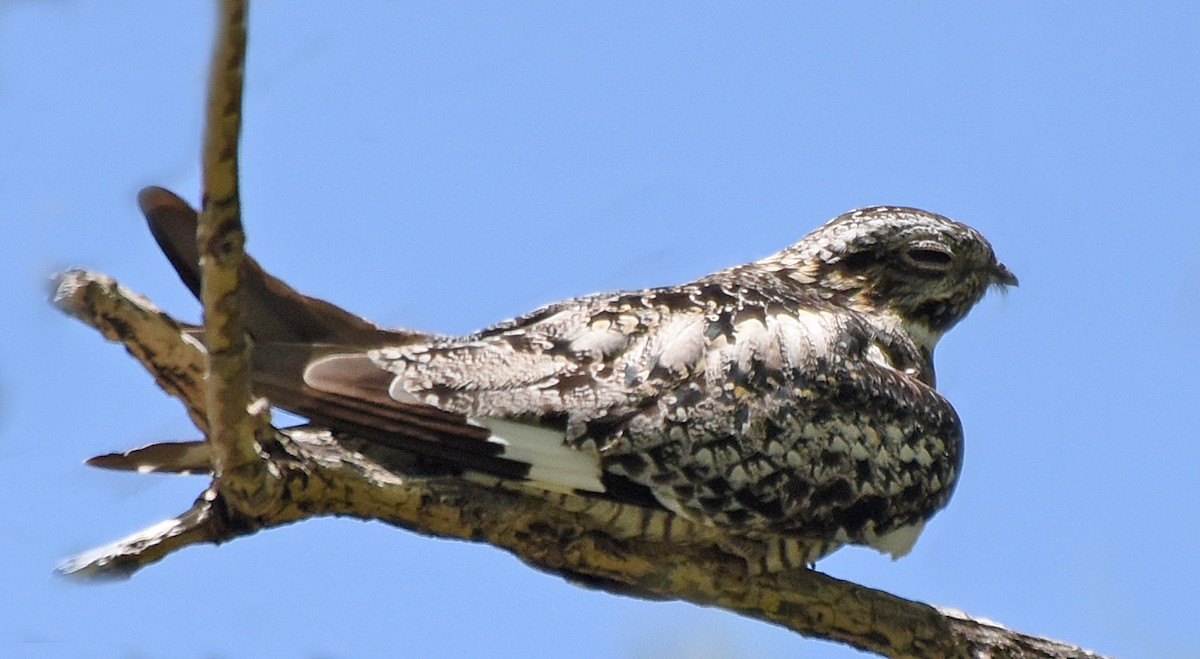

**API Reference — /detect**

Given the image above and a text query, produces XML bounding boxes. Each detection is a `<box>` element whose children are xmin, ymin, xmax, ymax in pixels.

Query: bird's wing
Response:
<box><xmin>297</xmin><ymin>280</ymin><xmax>962</xmax><ymax>553</ymax></box>
<box><xmin>297</xmin><ymin>289</ymin><xmax>678</xmax><ymax>494</ymax></box>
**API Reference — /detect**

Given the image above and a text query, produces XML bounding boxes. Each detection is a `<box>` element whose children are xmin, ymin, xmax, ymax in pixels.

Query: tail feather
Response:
<box><xmin>135</xmin><ymin>186</ymin><xmax>597</xmax><ymax>491</ymax></box>
<box><xmin>87</xmin><ymin>440</ymin><xmax>213</xmax><ymax>475</ymax></box>
<box><xmin>138</xmin><ymin>186</ymin><xmax>418</xmax><ymax>348</ymax></box>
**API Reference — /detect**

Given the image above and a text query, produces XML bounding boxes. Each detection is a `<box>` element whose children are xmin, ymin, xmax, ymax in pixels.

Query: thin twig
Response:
<box><xmin>197</xmin><ymin>0</ymin><xmax>275</xmax><ymax>512</ymax></box>
<box><xmin>57</xmin><ymin>497</ymin><xmax>218</xmax><ymax>581</ymax></box>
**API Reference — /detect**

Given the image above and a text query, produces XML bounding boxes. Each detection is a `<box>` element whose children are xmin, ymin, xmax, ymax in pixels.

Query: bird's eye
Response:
<box><xmin>904</xmin><ymin>245</ymin><xmax>953</xmax><ymax>270</ymax></box>
<box><xmin>908</xmin><ymin>249</ymin><xmax>952</xmax><ymax>265</ymax></box>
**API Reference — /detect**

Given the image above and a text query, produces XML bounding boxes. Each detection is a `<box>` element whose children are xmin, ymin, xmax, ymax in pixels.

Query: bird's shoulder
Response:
<box><xmin>372</xmin><ymin>270</ymin><xmax>935</xmax><ymax>409</ymax></box>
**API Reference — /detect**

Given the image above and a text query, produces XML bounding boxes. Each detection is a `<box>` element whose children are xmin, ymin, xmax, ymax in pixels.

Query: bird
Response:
<box><xmin>103</xmin><ymin>187</ymin><xmax>1016</xmax><ymax>571</ymax></box>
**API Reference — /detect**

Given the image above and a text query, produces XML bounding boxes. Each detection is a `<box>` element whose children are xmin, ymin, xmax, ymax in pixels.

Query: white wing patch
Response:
<box><xmin>475</xmin><ymin>417</ymin><xmax>605</xmax><ymax>494</ymax></box>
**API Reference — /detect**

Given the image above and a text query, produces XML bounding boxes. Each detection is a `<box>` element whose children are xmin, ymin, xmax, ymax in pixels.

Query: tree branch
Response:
<box><xmin>52</xmin><ymin>269</ymin><xmax>1108</xmax><ymax>659</ymax></box>
<box><xmin>52</xmin><ymin>270</ymin><xmax>209</xmax><ymax>433</ymax></box>
<box><xmin>196</xmin><ymin>0</ymin><xmax>278</xmax><ymax>515</ymax></box>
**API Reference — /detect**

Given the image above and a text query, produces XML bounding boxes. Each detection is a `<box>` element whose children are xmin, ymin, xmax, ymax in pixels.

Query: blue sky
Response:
<box><xmin>4</xmin><ymin>2</ymin><xmax>1199</xmax><ymax>657</ymax></box>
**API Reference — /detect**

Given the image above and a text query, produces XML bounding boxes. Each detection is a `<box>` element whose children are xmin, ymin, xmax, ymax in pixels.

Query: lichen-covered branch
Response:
<box><xmin>57</xmin><ymin>497</ymin><xmax>218</xmax><ymax>581</ymax></box>
<box><xmin>196</xmin><ymin>0</ymin><xmax>278</xmax><ymax>514</ymax></box>
<box><xmin>52</xmin><ymin>269</ymin><xmax>1108</xmax><ymax>659</ymax></box>
<box><xmin>52</xmin><ymin>270</ymin><xmax>209</xmax><ymax>432</ymax></box>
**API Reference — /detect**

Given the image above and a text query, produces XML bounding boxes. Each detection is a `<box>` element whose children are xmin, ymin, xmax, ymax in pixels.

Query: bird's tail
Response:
<box><xmin>94</xmin><ymin>187</ymin><xmax>476</xmax><ymax>474</ymax></box>
<box><xmin>138</xmin><ymin>186</ymin><xmax>418</xmax><ymax>348</ymax></box>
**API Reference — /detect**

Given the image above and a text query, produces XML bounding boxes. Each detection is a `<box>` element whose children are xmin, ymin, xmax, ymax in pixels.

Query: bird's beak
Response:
<box><xmin>991</xmin><ymin>261</ymin><xmax>1019</xmax><ymax>287</ymax></box>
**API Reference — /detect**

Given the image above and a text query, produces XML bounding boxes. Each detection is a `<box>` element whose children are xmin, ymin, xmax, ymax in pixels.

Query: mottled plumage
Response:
<box><xmin>136</xmin><ymin>191</ymin><xmax>1016</xmax><ymax>570</ymax></box>
<box><xmin>301</xmin><ymin>206</ymin><xmax>1014</xmax><ymax>565</ymax></box>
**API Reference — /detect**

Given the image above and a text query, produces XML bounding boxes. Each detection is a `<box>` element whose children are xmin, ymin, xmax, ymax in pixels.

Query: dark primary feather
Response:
<box><xmin>139</xmin><ymin>186</ymin><xmax>420</xmax><ymax>348</ymax></box>
<box><xmin>138</xmin><ymin>192</ymin><xmax>1015</xmax><ymax>564</ymax></box>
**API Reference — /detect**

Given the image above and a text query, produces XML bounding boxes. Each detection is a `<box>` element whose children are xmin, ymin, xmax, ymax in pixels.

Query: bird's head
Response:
<box><xmin>768</xmin><ymin>206</ymin><xmax>1017</xmax><ymax>349</ymax></box>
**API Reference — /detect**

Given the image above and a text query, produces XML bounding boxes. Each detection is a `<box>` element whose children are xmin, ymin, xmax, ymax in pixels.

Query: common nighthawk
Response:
<box><xmin>131</xmin><ymin>188</ymin><xmax>1016</xmax><ymax>571</ymax></box>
